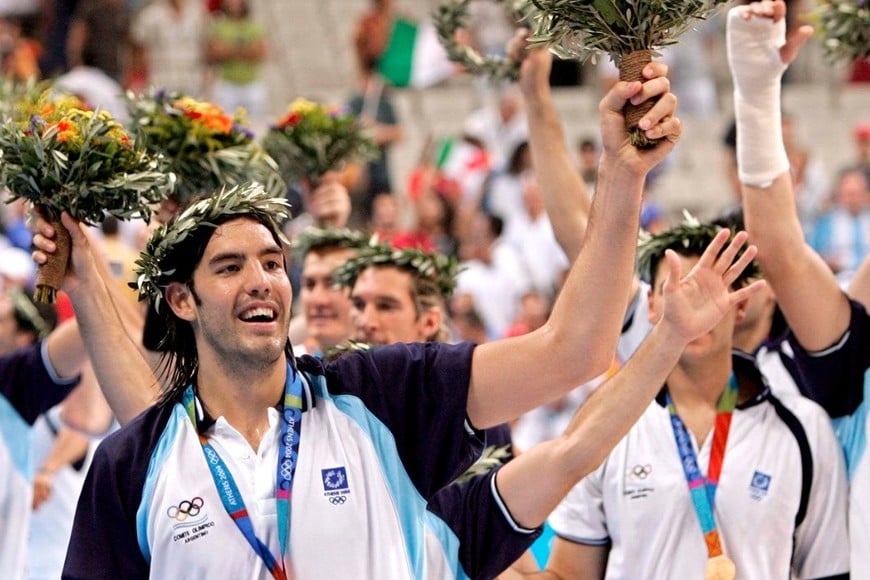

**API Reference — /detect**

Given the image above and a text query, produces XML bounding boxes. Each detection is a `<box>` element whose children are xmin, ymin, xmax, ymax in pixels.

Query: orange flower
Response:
<box><xmin>200</xmin><ymin>109</ymin><xmax>233</xmax><ymax>133</ymax></box>
<box><xmin>175</xmin><ymin>97</ymin><xmax>233</xmax><ymax>134</ymax></box>
<box><xmin>45</xmin><ymin>119</ymin><xmax>79</xmax><ymax>143</ymax></box>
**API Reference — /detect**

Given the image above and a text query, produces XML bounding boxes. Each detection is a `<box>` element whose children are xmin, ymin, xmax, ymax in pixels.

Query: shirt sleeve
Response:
<box><xmin>314</xmin><ymin>342</ymin><xmax>484</xmax><ymax>498</ymax></box>
<box><xmin>427</xmin><ymin>469</ymin><xmax>541</xmax><ymax>580</ymax></box>
<box><xmin>791</xmin><ymin>400</ymin><xmax>851</xmax><ymax>579</ymax></box>
<box><xmin>62</xmin><ymin>438</ymin><xmax>149</xmax><ymax>579</ymax></box>
<box><xmin>548</xmin><ymin>463</ymin><xmax>610</xmax><ymax>546</ymax></box>
<box><xmin>789</xmin><ymin>298</ymin><xmax>870</xmax><ymax>418</ymax></box>
<box><xmin>63</xmin><ymin>408</ymin><xmax>169</xmax><ymax>579</ymax></box>
<box><xmin>0</xmin><ymin>341</ymin><xmax>80</xmax><ymax>425</ymax></box>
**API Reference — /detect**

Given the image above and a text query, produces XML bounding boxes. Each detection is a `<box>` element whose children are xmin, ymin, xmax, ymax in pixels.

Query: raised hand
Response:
<box><xmin>598</xmin><ymin>60</ymin><xmax>680</xmax><ymax>175</ymax></box>
<box><xmin>31</xmin><ymin>212</ymin><xmax>102</xmax><ymax>298</ymax></box>
<box><xmin>507</xmin><ymin>28</ymin><xmax>552</xmax><ymax>100</ymax></box>
<box><xmin>305</xmin><ymin>171</ymin><xmax>352</xmax><ymax>228</ymax></box>
<box><xmin>508</xmin><ymin>25</ymin><xmax>681</xmax><ymax>178</ymax></box>
<box><xmin>733</xmin><ymin>0</ymin><xmax>813</xmax><ymax>65</ymax></box>
<box><xmin>659</xmin><ymin>229</ymin><xmax>766</xmax><ymax>344</ymax></box>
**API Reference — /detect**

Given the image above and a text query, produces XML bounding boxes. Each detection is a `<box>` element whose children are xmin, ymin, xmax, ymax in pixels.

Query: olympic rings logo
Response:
<box><xmin>628</xmin><ymin>464</ymin><xmax>653</xmax><ymax>480</ymax></box>
<box><xmin>166</xmin><ymin>497</ymin><xmax>205</xmax><ymax>521</ymax></box>
<box><xmin>328</xmin><ymin>496</ymin><xmax>347</xmax><ymax>505</ymax></box>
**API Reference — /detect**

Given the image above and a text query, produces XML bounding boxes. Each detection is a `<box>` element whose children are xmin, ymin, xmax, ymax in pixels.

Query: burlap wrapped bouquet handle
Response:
<box><xmin>34</xmin><ymin>213</ymin><xmax>72</xmax><ymax>303</ymax></box>
<box><xmin>619</xmin><ymin>50</ymin><xmax>659</xmax><ymax>149</ymax></box>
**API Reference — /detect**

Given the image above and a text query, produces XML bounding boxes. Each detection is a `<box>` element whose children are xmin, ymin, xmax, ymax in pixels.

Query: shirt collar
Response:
<box><xmin>654</xmin><ymin>349</ymin><xmax>770</xmax><ymax>409</ymax></box>
<box><xmin>191</xmin><ymin>362</ymin><xmax>315</xmax><ymax>433</ymax></box>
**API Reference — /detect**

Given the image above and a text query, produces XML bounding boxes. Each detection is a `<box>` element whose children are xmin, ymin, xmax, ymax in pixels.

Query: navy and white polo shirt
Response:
<box><xmin>789</xmin><ymin>298</ymin><xmax>870</xmax><ymax>575</ymax></box>
<box><xmin>0</xmin><ymin>341</ymin><xmax>81</xmax><ymax>580</ymax></box>
<box><xmin>548</xmin><ymin>352</ymin><xmax>850</xmax><ymax>579</ymax></box>
<box><xmin>63</xmin><ymin>342</ymin><xmax>537</xmax><ymax>579</ymax></box>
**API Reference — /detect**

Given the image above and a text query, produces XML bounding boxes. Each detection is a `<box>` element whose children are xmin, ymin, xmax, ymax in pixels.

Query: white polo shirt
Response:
<box><xmin>64</xmin><ymin>342</ymin><xmax>539</xmax><ymax>579</ymax></box>
<box><xmin>549</xmin><ymin>353</ymin><xmax>849</xmax><ymax>579</ymax></box>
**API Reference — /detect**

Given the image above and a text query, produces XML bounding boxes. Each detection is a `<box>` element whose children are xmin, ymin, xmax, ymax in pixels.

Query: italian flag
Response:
<box><xmin>378</xmin><ymin>18</ymin><xmax>456</xmax><ymax>88</ymax></box>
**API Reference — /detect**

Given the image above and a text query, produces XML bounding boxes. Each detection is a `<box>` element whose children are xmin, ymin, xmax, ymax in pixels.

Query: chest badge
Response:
<box><xmin>749</xmin><ymin>470</ymin><xmax>772</xmax><ymax>501</ymax></box>
<box><xmin>167</xmin><ymin>496</ymin><xmax>215</xmax><ymax>543</ymax></box>
<box><xmin>322</xmin><ymin>467</ymin><xmax>351</xmax><ymax>505</ymax></box>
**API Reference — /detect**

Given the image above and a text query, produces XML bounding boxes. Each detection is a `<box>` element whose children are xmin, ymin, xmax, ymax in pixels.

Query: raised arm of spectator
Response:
<box><xmin>509</xmin><ymin>31</ymin><xmax>668</xmax><ymax>307</ymax></box>
<box><xmin>495</xmin><ymin>231</ymin><xmax>763</xmax><ymax>568</ymax></box>
<box><xmin>510</xmin><ymin>29</ymin><xmax>591</xmax><ymax>262</ymax></box>
<box><xmin>305</xmin><ymin>171</ymin><xmax>353</xmax><ymax>229</ymax></box>
<box><xmin>33</xmin><ymin>213</ymin><xmax>161</xmax><ymax>424</ymax></box>
<box><xmin>728</xmin><ymin>1</ymin><xmax>844</xmax><ymax>351</ymax></box>
<box><xmin>467</xmin><ymin>58</ymin><xmax>681</xmax><ymax>428</ymax></box>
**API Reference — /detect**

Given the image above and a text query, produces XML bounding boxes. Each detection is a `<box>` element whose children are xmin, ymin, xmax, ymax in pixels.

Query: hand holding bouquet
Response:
<box><xmin>262</xmin><ymin>98</ymin><xmax>377</xmax><ymax>188</ymax></box>
<box><xmin>525</xmin><ymin>0</ymin><xmax>729</xmax><ymax>147</ymax></box>
<box><xmin>0</xmin><ymin>91</ymin><xmax>173</xmax><ymax>302</ymax></box>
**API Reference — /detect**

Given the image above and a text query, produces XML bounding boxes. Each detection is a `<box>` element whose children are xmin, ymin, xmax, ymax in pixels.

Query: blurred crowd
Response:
<box><xmin>4</xmin><ymin>0</ymin><xmax>867</xmax><ymax>341</ymax></box>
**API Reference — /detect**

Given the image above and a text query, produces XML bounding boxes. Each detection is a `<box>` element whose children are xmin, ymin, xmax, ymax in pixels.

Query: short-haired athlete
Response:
<box><xmin>536</xmin><ymin>222</ymin><xmax>849</xmax><ymax>579</ymax></box>
<box><xmin>334</xmin><ymin>244</ymin><xmax>530</xmax><ymax>576</ymax></box>
<box><xmin>288</xmin><ymin>227</ymin><xmax>371</xmax><ymax>356</ymax></box>
<box><xmin>502</xmin><ymin>21</ymin><xmax>848</xmax><ymax>579</ymax></box>
<box><xmin>727</xmin><ymin>0</ymin><xmax>870</xmax><ymax>573</ymax></box>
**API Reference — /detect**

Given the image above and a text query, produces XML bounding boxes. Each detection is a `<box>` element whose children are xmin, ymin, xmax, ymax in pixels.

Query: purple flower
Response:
<box><xmin>232</xmin><ymin>124</ymin><xmax>255</xmax><ymax>139</ymax></box>
<box><xmin>29</xmin><ymin>115</ymin><xmax>44</xmax><ymax>133</ymax></box>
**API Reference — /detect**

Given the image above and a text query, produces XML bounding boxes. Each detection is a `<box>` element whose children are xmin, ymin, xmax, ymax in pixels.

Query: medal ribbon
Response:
<box><xmin>183</xmin><ymin>366</ymin><xmax>304</xmax><ymax>580</ymax></box>
<box><xmin>666</xmin><ymin>374</ymin><xmax>739</xmax><ymax>559</ymax></box>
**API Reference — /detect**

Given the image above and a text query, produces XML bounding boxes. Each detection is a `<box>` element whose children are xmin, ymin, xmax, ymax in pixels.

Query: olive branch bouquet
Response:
<box><xmin>261</xmin><ymin>98</ymin><xmax>377</xmax><ymax>187</ymax></box>
<box><xmin>811</xmin><ymin>0</ymin><xmax>870</xmax><ymax>64</ymax></box>
<box><xmin>525</xmin><ymin>0</ymin><xmax>730</xmax><ymax>147</ymax></box>
<box><xmin>0</xmin><ymin>90</ymin><xmax>173</xmax><ymax>302</ymax></box>
<box><xmin>126</xmin><ymin>89</ymin><xmax>284</xmax><ymax>207</ymax></box>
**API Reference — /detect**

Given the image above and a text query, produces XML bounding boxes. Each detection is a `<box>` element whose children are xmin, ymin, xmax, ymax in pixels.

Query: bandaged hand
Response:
<box><xmin>726</xmin><ymin>3</ymin><xmax>789</xmax><ymax>188</ymax></box>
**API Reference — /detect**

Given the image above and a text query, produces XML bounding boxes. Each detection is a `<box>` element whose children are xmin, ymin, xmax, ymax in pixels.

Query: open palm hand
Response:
<box><xmin>660</xmin><ymin>230</ymin><xmax>766</xmax><ymax>343</ymax></box>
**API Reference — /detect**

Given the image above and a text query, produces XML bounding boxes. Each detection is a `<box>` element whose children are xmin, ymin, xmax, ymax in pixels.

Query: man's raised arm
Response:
<box><xmin>510</xmin><ymin>30</ymin><xmax>591</xmax><ymax>262</ymax></box>
<box><xmin>34</xmin><ymin>213</ymin><xmax>161</xmax><ymax>424</ymax></box>
<box><xmin>467</xmin><ymin>57</ymin><xmax>681</xmax><ymax>429</ymax></box>
<box><xmin>729</xmin><ymin>0</ymin><xmax>846</xmax><ymax>351</ymax></box>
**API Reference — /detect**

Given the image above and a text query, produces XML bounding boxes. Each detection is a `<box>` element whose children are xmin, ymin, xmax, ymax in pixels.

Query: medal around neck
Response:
<box><xmin>705</xmin><ymin>554</ymin><xmax>736</xmax><ymax>580</ymax></box>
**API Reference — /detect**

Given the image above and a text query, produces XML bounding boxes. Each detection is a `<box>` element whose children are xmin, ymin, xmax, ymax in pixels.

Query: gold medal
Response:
<box><xmin>705</xmin><ymin>554</ymin><xmax>736</xmax><ymax>580</ymax></box>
